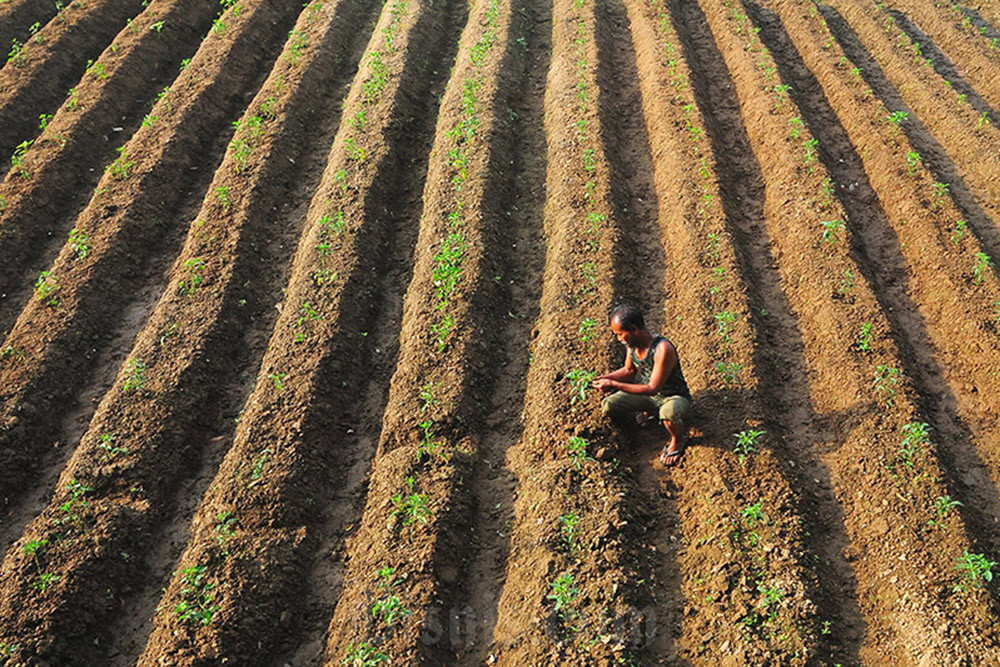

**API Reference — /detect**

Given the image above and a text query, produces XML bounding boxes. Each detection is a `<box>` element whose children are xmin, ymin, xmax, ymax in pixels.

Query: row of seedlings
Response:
<box><xmin>0</xmin><ymin>0</ymin><xmax>223</xmax><ymax>323</ymax></box>
<box><xmin>622</xmin><ymin>0</ymin><xmax>826</xmax><ymax>661</ymax></box>
<box><xmin>0</xmin><ymin>0</ymin><xmax>61</xmax><ymax>54</ymax></box>
<box><xmin>889</xmin><ymin>0</ymin><xmax>1000</xmax><ymax>121</ymax></box>
<box><xmin>489</xmin><ymin>0</ymin><xmax>650</xmax><ymax>662</ymax></box>
<box><xmin>802</xmin><ymin>0</ymin><xmax>1000</xmax><ymax>561</ymax></box>
<box><xmin>862</xmin><ymin>0</ymin><xmax>1000</xmax><ymax>257</ymax></box>
<box><xmin>0</xmin><ymin>0</ymin><xmax>382</xmax><ymax>663</ymax></box>
<box><xmin>135</xmin><ymin>0</ymin><xmax>463</xmax><ymax>663</ymax></box>
<box><xmin>935</xmin><ymin>2</ymin><xmax>1000</xmax><ymax>58</ymax></box>
<box><xmin>706</xmin><ymin>0</ymin><xmax>999</xmax><ymax>659</ymax></box>
<box><xmin>0</xmin><ymin>0</ymin><xmax>148</xmax><ymax>162</ymax></box>
<box><xmin>765</xmin><ymin>0</ymin><xmax>1000</xmax><ymax>654</ymax></box>
<box><xmin>0</xmin><ymin>0</ymin><xmax>300</xmax><ymax>528</ymax></box>
<box><xmin>322</xmin><ymin>0</ymin><xmax>529</xmax><ymax>662</ymax></box>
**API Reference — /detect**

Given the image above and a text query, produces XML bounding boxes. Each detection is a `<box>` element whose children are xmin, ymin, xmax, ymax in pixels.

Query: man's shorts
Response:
<box><xmin>600</xmin><ymin>391</ymin><xmax>691</xmax><ymax>423</ymax></box>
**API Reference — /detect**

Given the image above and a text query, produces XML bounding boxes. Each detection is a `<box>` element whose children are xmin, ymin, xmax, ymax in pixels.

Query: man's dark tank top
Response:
<box><xmin>629</xmin><ymin>334</ymin><xmax>691</xmax><ymax>399</ymax></box>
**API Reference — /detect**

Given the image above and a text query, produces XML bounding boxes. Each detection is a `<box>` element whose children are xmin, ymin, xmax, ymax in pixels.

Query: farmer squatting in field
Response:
<box><xmin>594</xmin><ymin>304</ymin><xmax>692</xmax><ymax>467</ymax></box>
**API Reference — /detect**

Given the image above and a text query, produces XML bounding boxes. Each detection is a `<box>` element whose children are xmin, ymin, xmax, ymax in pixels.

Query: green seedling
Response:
<box><xmin>7</xmin><ymin>38</ymin><xmax>25</xmax><ymax>67</ymax></box>
<box><xmin>836</xmin><ymin>269</ymin><xmax>855</xmax><ymax>298</ymax></box>
<box><xmin>714</xmin><ymin>310</ymin><xmax>738</xmax><ymax>345</ymax></box>
<box><xmin>416</xmin><ymin>420</ymin><xmax>447</xmax><ymax>463</ymax></box>
<box><xmin>547</xmin><ymin>573</ymin><xmax>580</xmax><ymax>626</ymax></box>
<box><xmin>565</xmin><ymin>369</ymin><xmax>596</xmax><ymax>405</ymax></box>
<box><xmin>887</xmin><ymin>110</ymin><xmax>908</xmax><ymax>125</ymax></box>
<box><xmin>66</xmin><ymin>87</ymin><xmax>80</xmax><ymax>111</ymax></box>
<box><xmin>950</xmin><ymin>219</ymin><xmax>968</xmax><ymax>245</ymax></box>
<box><xmin>715</xmin><ymin>361</ymin><xmax>743</xmax><ymax>387</ymax></box>
<box><xmin>34</xmin><ymin>271</ymin><xmax>59</xmax><ymax>306</ymax></box>
<box><xmin>214</xmin><ymin>511</ymin><xmax>237</xmax><ymax>550</ymax></box>
<box><xmin>215</xmin><ymin>186</ymin><xmax>231</xmax><ymax>210</ymax></box>
<box><xmin>106</xmin><ymin>146</ymin><xmax>133</xmax><ymax>180</ymax></box>
<box><xmin>578</xmin><ymin>317</ymin><xmax>597</xmax><ymax>342</ymax></box>
<box><xmin>740</xmin><ymin>502</ymin><xmax>765</xmax><ymax>527</ymax></box>
<box><xmin>973</xmin><ymin>252</ymin><xmax>993</xmax><ymax>285</ymax></box>
<box><xmin>0</xmin><ymin>345</ymin><xmax>25</xmax><ymax>360</ymax></box>
<box><xmin>10</xmin><ymin>140</ymin><xmax>33</xmax><ymax>179</ymax></box>
<box><xmin>978</xmin><ymin>112</ymin><xmax>991</xmax><ymax>130</ymax></box>
<box><xmin>32</xmin><ymin>571</ymin><xmax>60</xmax><ymax>594</ymax></box>
<box><xmin>68</xmin><ymin>228</ymin><xmax>91</xmax><ymax>260</ymax></box>
<box><xmin>559</xmin><ymin>512</ymin><xmax>580</xmax><ymax>556</ymax></box>
<box><xmin>430</xmin><ymin>314</ymin><xmax>455</xmax><ymax>354</ymax></box>
<box><xmin>177</xmin><ymin>258</ymin><xmax>206</xmax><ymax>295</ymax></box>
<box><xmin>820</xmin><ymin>219</ymin><xmax>845</xmax><ymax>245</ymax></box>
<box><xmin>390</xmin><ymin>477</ymin><xmax>431</xmax><ymax>528</ymax></box>
<box><xmin>285</xmin><ymin>28</ymin><xmax>308</xmax><ymax>66</ymax></box>
<box><xmin>248</xmin><ymin>448</ymin><xmax>271</xmax><ymax>484</ymax></box>
<box><xmin>899</xmin><ymin>422</ymin><xmax>930</xmax><ymax>470</ymax></box>
<box><xmin>341</xmin><ymin>643</ymin><xmax>389</xmax><ymax>666</ymax></box>
<box><xmin>927</xmin><ymin>495</ymin><xmax>961</xmax><ymax>528</ymax></box>
<box><xmin>98</xmin><ymin>433</ymin><xmax>128</xmax><ymax>461</ymax></box>
<box><xmin>873</xmin><ymin>365</ymin><xmax>901</xmax><ymax>406</ymax></box>
<box><xmin>267</xmin><ymin>371</ymin><xmax>286</xmax><ymax>391</ymax></box>
<box><xmin>38</xmin><ymin>113</ymin><xmax>53</xmax><ymax>132</ymax></box>
<box><xmin>788</xmin><ymin>116</ymin><xmax>804</xmax><ymax>140</ymax></box>
<box><xmin>418</xmin><ymin>382</ymin><xmax>440</xmax><ymax>413</ymax></box>
<box><xmin>931</xmin><ymin>182</ymin><xmax>949</xmax><ymax>210</ymax></box>
<box><xmin>293</xmin><ymin>301</ymin><xmax>322</xmax><ymax>342</ymax></box>
<box><xmin>122</xmin><ymin>358</ymin><xmax>147</xmax><ymax>393</ymax></box>
<box><xmin>174</xmin><ymin>565</ymin><xmax>220</xmax><ymax>625</ymax></box>
<box><xmin>149</xmin><ymin>20</ymin><xmax>164</xmax><ymax>33</ymax></box>
<box><xmin>86</xmin><ymin>59</ymin><xmax>107</xmax><ymax>80</ymax></box>
<box><xmin>953</xmin><ymin>550</ymin><xmax>996</xmax><ymax>593</ymax></box>
<box><xmin>734</xmin><ymin>429</ymin><xmax>764</xmax><ymax>464</ymax></box>
<box><xmin>432</xmin><ymin>233</ymin><xmax>465</xmax><ymax>305</ymax></box>
<box><xmin>905</xmin><ymin>151</ymin><xmax>921</xmax><ymax>175</ymax></box>
<box><xmin>567</xmin><ymin>435</ymin><xmax>592</xmax><ymax>470</ymax></box>
<box><xmin>371</xmin><ymin>569</ymin><xmax>412</xmax><ymax>628</ymax></box>
<box><xmin>856</xmin><ymin>322</ymin><xmax>874</xmax><ymax>353</ymax></box>
<box><xmin>802</xmin><ymin>137</ymin><xmax>819</xmax><ymax>167</ymax></box>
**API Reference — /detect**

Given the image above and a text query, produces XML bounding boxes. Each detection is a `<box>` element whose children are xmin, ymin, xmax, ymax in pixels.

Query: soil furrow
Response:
<box><xmin>448</xmin><ymin>5</ymin><xmax>549</xmax><ymax>664</ymax></box>
<box><xmin>0</xmin><ymin>0</ymin><xmax>222</xmax><ymax>334</ymax></box>
<box><xmin>136</xmin><ymin>0</ymin><xmax>464</xmax><ymax>662</ymax></box>
<box><xmin>0</xmin><ymin>0</ymin><xmax>58</xmax><ymax>57</ymax></box>
<box><xmin>746</xmin><ymin>0</ymin><xmax>1000</xmax><ymax>659</ymax></box>
<box><xmin>320</xmin><ymin>0</ymin><xmax>540</xmax><ymax>662</ymax></box>
<box><xmin>0</xmin><ymin>2</ymin><xmax>316</xmax><ymax>662</ymax></box>
<box><xmin>0</xmin><ymin>0</ymin><xmax>147</xmax><ymax>165</ymax></box>
<box><xmin>95</xmin><ymin>2</ymin><xmax>385</xmax><ymax>664</ymax></box>
<box><xmin>813</xmin><ymin>2</ymin><xmax>1000</xmax><ymax>559</ymax></box>
<box><xmin>0</xmin><ymin>0</ymin><xmax>298</xmax><ymax>537</ymax></box>
<box><xmin>489</xmin><ymin>0</ymin><xmax>657</xmax><ymax>662</ymax></box>
<box><xmin>679</xmin><ymin>0</ymin><xmax>999</xmax><ymax>661</ymax></box>
<box><xmin>617</xmin><ymin>0</ymin><xmax>862</xmax><ymax>662</ymax></box>
<box><xmin>821</xmin><ymin>2</ymin><xmax>1000</xmax><ymax>265</ymax></box>
<box><xmin>954</xmin><ymin>3</ymin><xmax>1000</xmax><ymax>44</ymax></box>
<box><xmin>885</xmin><ymin>6</ymin><xmax>999</xmax><ymax>127</ymax></box>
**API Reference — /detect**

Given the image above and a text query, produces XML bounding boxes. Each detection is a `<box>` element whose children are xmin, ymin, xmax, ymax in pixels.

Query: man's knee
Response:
<box><xmin>658</xmin><ymin>396</ymin><xmax>691</xmax><ymax>423</ymax></box>
<box><xmin>601</xmin><ymin>392</ymin><xmax>628</xmax><ymax>419</ymax></box>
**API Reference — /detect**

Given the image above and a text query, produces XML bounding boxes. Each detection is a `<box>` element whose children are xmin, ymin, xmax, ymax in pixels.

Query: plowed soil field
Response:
<box><xmin>2</xmin><ymin>0</ymin><xmax>1000</xmax><ymax>664</ymax></box>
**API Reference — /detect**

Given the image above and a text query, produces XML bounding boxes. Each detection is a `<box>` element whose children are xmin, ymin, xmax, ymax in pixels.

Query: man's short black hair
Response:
<box><xmin>610</xmin><ymin>303</ymin><xmax>644</xmax><ymax>330</ymax></box>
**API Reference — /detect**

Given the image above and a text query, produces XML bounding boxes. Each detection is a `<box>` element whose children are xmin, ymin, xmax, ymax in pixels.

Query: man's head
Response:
<box><xmin>609</xmin><ymin>303</ymin><xmax>645</xmax><ymax>346</ymax></box>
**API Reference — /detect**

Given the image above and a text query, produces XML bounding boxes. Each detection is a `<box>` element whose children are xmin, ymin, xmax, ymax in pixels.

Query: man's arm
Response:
<box><xmin>596</xmin><ymin>348</ymin><xmax>635</xmax><ymax>382</ymax></box>
<box><xmin>597</xmin><ymin>339</ymin><xmax>676</xmax><ymax>395</ymax></box>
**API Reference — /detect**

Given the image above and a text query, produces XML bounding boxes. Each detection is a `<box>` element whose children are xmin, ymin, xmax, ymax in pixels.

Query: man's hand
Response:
<box><xmin>593</xmin><ymin>378</ymin><xmax>618</xmax><ymax>393</ymax></box>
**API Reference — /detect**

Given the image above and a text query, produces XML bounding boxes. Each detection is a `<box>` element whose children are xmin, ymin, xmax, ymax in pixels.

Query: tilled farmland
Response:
<box><xmin>1</xmin><ymin>0</ymin><xmax>999</xmax><ymax>663</ymax></box>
